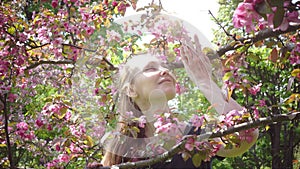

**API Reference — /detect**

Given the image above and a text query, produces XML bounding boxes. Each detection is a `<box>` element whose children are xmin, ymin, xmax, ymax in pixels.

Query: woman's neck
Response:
<box><xmin>136</xmin><ymin>99</ymin><xmax>169</xmax><ymax>122</ymax></box>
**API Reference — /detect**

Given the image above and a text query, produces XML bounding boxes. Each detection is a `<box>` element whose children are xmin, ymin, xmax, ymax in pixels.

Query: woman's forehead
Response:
<box><xmin>128</xmin><ymin>55</ymin><xmax>162</xmax><ymax>68</ymax></box>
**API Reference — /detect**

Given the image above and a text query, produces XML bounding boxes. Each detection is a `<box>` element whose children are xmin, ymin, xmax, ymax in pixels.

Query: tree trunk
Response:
<box><xmin>283</xmin><ymin>122</ymin><xmax>295</xmax><ymax>169</ymax></box>
<box><xmin>270</xmin><ymin>123</ymin><xmax>282</xmax><ymax>169</ymax></box>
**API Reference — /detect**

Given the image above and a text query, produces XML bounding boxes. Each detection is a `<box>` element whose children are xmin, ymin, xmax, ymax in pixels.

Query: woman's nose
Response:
<box><xmin>159</xmin><ymin>67</ymin><xmax>169</xmax><ymax>76</ymax></box>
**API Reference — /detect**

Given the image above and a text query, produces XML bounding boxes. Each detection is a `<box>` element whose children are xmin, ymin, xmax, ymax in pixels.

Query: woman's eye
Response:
<box><xmin>144</xmin><ymin>67</ymin><xmax>157</xmax><ymax>72</ymax></box>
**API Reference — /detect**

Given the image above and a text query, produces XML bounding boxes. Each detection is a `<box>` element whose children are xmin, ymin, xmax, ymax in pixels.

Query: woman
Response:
<box><xmin>100</xmin><ymin>36</ymin><xmax>259</xmax><ymax>168</ymax></box>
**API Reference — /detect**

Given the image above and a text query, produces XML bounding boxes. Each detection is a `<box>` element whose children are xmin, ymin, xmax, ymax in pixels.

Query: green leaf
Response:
<box><xmin>192</xmin><ymin>153</ymin><xmax>202</xmax><ymax>168</ymax></box>
<box><xmin>284</xmin><ymin>93</ymin><xmax>300</xmax><ymax>104</ymax></box>
<box><xmin>273</xmin><ymin>6</ymin><xmax>285</xmax><ymax>28</ymax></box>
<box><xmin>86</xmin><ymin>135</ymin><xmax>94</xmax><ymax>147</ymax></box>
<box><xmin>269</xmin><ymin>0</ymin><xmax>284</xmax><ymax>7</ymax></box>
<box><xmin>268</xmin><ymin>48</ymin><xmax>278</xmax><ymax>63</ymax></box>
<box><xmin>247</xmin><ymin>54</ymin><xmax>260</xmax><ymax>61</ymax></box>
<box><xmin>0</xmin><ymin>144</ymin><xmax>7</xmax><ymax>147</ymax></box>
<box><xmin>7</xmin><ymin>26</ymin><xmax>16</xmax><ymax>35</ymax></box>
<box><xmin>255</xmin><ymin>1</ymin><xmax>273</xmax><ymax>15</ymax></box>
<box><xmin>58</xmin><ymin>107</ymin><xmax>67</xmax><ymax>119</ymax></box>
<box><xmin>222</xmin><ymin>72</ymin><xmax>232</xmax><ymax>81</ymax></box>
<box><xmin>291</xmin><ymin>69</ymin><xmax>300</xmax><ymax>77</ymax></box>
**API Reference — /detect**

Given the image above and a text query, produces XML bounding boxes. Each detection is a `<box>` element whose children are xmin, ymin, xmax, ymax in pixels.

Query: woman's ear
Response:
<box><xmin>124</xmin><ymin>84</ymin><xmax>138</xmax><ymax>98</ymax></box>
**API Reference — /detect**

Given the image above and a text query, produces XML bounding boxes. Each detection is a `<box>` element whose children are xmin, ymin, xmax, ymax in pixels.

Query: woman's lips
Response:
<box><xmin>158</xmin><ymin>78</ymin><xmax>173</xmax><ymax>84</ymax></box>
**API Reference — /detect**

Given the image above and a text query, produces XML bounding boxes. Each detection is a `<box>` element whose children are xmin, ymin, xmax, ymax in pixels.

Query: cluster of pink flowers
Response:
<box><xmin>69</xmin><ymin>123</ymin><xmax>87</xmax><ymax>138</ymax></box>
<box><xmin>42</xmin><ymin>103</ymin><xmax>72</xmax><ymax>121</ymax></box>
<box><xmin>46</xmin><ymin>153</ymin><xmax>70</xmax><ymax>169</ymax></box>
<box><xmin>185</xmin><ymin>137</ymin><xmax>222</xmax><ymax>162</ymax></box>
<box><xmin>233</xmin><ymin>0</ymin><xmax>300</xmax><ymax>32</ymax></box>
<box><xmin>233</xmin><ymin>1</ymin><xmax>261</xmax><ymax>32</ymax></box>
<box><xmin>154</xmin><ymin>112</ymin><xmax>184</xmax><ymax>137</ymax></box>
<box><xmin>218</xmin><ymin>108</ymin><xmax>259</xmax><ymax>145</ymax></box>
<box><xmin>249</xmin><ymin>83</ymin><xmax>262</xmax><ymax>95</ymax></box>
<box><xmin>138</xmin><ymin>115</ymin><xmax>147</xmax><ymax>128</ymax></box>
<box><xmin>239</xmin><ymin>128</ymin><xmax>257</xmax><ymax>143</ymax></box>
<box><xmin>15</xmin><ymin>122</ymin><xmax>35</xmax><ymax>141</ymax></box>
<box><xmin>189</xmin><ymin>114</ymin><xmax>206</xmax><ymax>130</ymax></box>
<box><xmin>290</xmin><ymin>42</ymin><xmax>300</xmax><ymax>65</ymax></box>
<box><xmin>219</xmin><ymin>108</ymin><xmax>257</xmax><ymax>127</ymax></box>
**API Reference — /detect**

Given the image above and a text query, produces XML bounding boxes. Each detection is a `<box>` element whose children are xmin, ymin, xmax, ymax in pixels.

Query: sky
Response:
<box><xmin>125</xmin><ymin>0</ymin><xmax>220</xmax><ymax>41</ymax></box>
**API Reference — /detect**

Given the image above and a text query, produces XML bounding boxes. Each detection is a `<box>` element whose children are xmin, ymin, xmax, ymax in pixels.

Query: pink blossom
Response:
<box><xmin>185</xmin><ymin>137</ymin><xmax>195</xmax><ymax>151</ymax></box>
<box><xmin>17</xmin><ymin>122</ymin><xmax>28</xmax><ymax>131</ymax></box>
<box><xmin>138</xmin><ymin>115</ymin><xmax>146</xmax><ymax>128</ymax></box>
<box><xmin>86</xmin><ymin>26</ymin><xmax>95</xmax><ymax>36</ymax></box>
<box><xmin>63</xmin><ymin>22</ymin><xmax>70</xmax><ymax>31</ymax></box>
<box><xmin>26</xmin><ymin>131</ymin><xmax>35</xmax><ymax>140</ymax></box>
<box><xmin>51</xmin><ymin>0</ymin><xmax>58</xmax><ymax>8</ymax></box>
<box><xmin>190</xmin><ymin>114</ymin><xmax>204</xmax><ymax>129</ymax></box>
<box><xmin>46</xmin><ymin>159</ymin><xmax>59</xmax><ymax>169</ymax></box>
<box><xmin>112</xmin><ymin>1</ymin><xmax>118</xmax><ymax>7</ymax></box>
<box><xmin>175</xmin><ymin>82</ymin><xmax>186</xmax><ymax>95</ymax></box>
<box><xmin>239</xmin><ymin>129</ymin><xmax>255</xmax><ymax>143</ymax></box>
<box><xmin>94</xmin><ymin>88</ymin><xmax>100</xmax><ymax>95</ymax></box>
<box><xmin>159</xmin><ymin>55</ymin><xmax>167</xmax><ymax>61</ymax></box>
<box><xmin>70</xmin><ymin>143</ymin><xmax>82</xmax><ymax>153</ymax></box>
<box><xmin>125</xmin><ymin>111</ymin><xmax>134</xmax><ymax>119</ymax></box>
<box><xmin>70</xmin><ymin>47</ymin><xmax>79</xmax><ymax>61</ymax></box>
<box><xmin>47</xmin><ymin>124</ymin><xmax>53</xmax><ymax>131</ymax></box>
<box><xmin>258</xmin><ymin>99</ymin><xmax>266</xmax><ymax>107</ymax></box>
<box><xmin>101</xmin><ymin>11</ymin><xmax>107</xmax><ymax>18</ymax></box>
<box><xmin>58</xmin><ymin>154</ymin><xmax>70</xmax><ymax>163</ymax></box>
<box><xmin>52</xmin><ymin>37</ymin><xmax>62</xmax><ymax>46</ymax></box>
<box><xmin>8</xmin><ymin>93</ymin><xmax>17</xmax><ymax>102</ymax></box>
<box><xmin>221</xmin><ymin>109</ymin><xmax>244</xmax><ymax>126</ymax></box>
<box><xmin>290</xmin><ymin>43</ymin><xmax>300</xmax><ymax>64</ymax></box>
<box><xmin>286</xmin><ymin>11</ymin><xmax>300</xmax><ymax>24</ymax></box>
<box><xmin>55</xmin><ymin>143</ymin><xmax>61</xmax><ymax>151</ymax></box>
<box><xmin>154</xmin><ymin>117</ymin><xmax>164</xmax><ymax>129</ymax></box>
<box><xmin>70</xmin><ymin>124</ymin><xmax>86</xmax><ymax>137</ymax></box>
<box><xmin>233</xmin><ymin>2</ymin><xmax>261</xmax><ymax>32</ymax></box>
<box><xmin>155</xmin><ymin>123</ymin><xmax>168</xmax><ymax>133</ymax></box>
<box><xmin>90</xmin><ymin>123</ymin><xmax>106</xmax><ymax>138</ymax></box>
<box><xmin>117</xmin><ymin>2</ymin><xmax>127</xmax><ymax>13</ymax></box>
<box><xmin>48</xmin><ymin>104</ymin><xmax>60</xmax><ymax>114</ymax></box>
<box><xmin>35</xmin><ymin>118</ymin><xmax>44</xmax><ymax>128</ymax></box>
<box><xmin>249</xmin><ymin>83</ymin><xmax>262</xmax><ymax>95</ymax></box>
<box><xmin>174</xmin><ymin>47</ymin><xmax>180</xmax><ymax>56</ymax></box>
<box><xmin>79</xmin><ymin>124</ymin><xmax>86</xmax><ymax>133</ymax></box>
<box><xmin>290</xmin><ymin>55</ymin><xmax>300</xmax><ymax>65</ymax></box>
<box><xmin>252</xmin><ymin>107</ymin><xmax>260</xmax><ymax>119</ymax></box>
<box><xmin>64</xmin><ymin>110</ymin><xmax>72</xmax><ymax>121</ymax></box>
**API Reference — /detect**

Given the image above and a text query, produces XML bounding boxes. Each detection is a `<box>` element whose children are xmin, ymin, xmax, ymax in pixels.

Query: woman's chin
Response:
<box><xmin>148</xmin><ymin>89</ymin><xmax>175</xmax><ymax>101</ymax></box>
<box><xmin>165</xmin><ymin>91</ymin><xmax>176</xmax><ymax>100</ymax></box>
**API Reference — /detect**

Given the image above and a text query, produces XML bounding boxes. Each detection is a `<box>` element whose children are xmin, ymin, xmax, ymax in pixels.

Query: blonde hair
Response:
<box><xmin>102</xmin><ymin>53</ymin><xmax>158</xmax><ymax>166</ymax></box>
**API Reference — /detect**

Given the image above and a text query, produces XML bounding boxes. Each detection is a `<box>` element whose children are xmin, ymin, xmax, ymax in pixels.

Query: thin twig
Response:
<box><xmin>208</xmin><ymin>10</ymin><xmax>236</xmax><ymax>40</ymax></box>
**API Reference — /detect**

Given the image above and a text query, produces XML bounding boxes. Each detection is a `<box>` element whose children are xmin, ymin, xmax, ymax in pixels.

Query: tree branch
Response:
<box><xmin>96</xmin><ymin>112</ymin><xmax>300</xmax><ymax>169</ymax></box>
<box><xmin>25</xmin><ymin>60</ymin><xmax>75</xmax><ymax>70</ymax></box>
<box><xmin>217</xmin><ymin>25</ymin><xmax>300</xmax><ymax>56</ymax></box>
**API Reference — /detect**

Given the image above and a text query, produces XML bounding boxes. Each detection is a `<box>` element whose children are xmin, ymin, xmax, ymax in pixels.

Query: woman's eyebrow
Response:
<box><xmin>144</xmin><ymin>61</ymin><xmax>159</xmax><ymax>67</ymax></box>
<box><xmin>160</xmin><ymin>62</ymin><xmax>170</xmax><ymax>69</ymax></box>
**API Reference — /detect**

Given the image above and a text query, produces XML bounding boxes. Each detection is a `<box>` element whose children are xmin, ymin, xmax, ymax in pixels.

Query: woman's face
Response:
<box><xmin>129</xmin><ymin>55</ymin><xmax>176</xmax><ymax>103</ymax></box>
